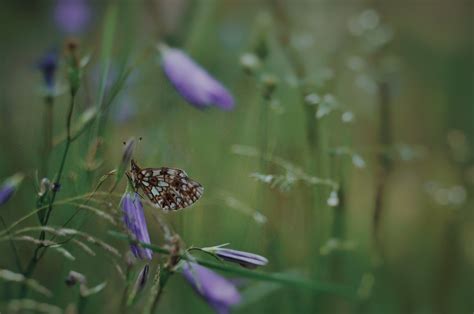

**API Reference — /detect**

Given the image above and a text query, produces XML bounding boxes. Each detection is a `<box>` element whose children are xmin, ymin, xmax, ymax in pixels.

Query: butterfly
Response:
<box><xmin>127</xmin><ymin>159</ymin><xmax>204</xmax><ymax>211</ymax></box>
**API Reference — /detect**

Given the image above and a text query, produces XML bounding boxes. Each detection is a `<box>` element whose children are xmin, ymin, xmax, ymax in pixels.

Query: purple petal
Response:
<box><xmin>121</xmin><ymin>192</ymin><xmax>153</xmax><ymax>260</ymax></box>
<box><xmin>0</xmin><ymin>184</ymin><xmax>15</xmax><ymax>206</ymax></box>
<box><xmin>161</xmin><ymin>47</ymin><xmax>235</xmax><ymax>110</ymax></box>
<box><xmin>182</xmin><ymin>262</ymin><xmax>240</xmax><ymax>313</ymax></box>
<box><xmin>0</xmin><ymin>174</ymin><xmax>23</xmax><ymax>207</ymax></box>
<box><xmin>216</xmin><ymin>248</ymin><xmax>268</xmax><ymax>269</ymax></box>
<box><xmin>37</xmin><ymin>50</ymin><xmax>59</xmax><ymax>90</ymax></box>
<box><xmin>54</xmin><ymin>0</ymin><xmax>91</xmax><ymax>34</ymax></box>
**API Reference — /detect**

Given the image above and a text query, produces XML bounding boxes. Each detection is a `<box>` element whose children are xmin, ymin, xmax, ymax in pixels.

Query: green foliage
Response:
<box><xmin>0</xmin><ymin>1</ymin><xmax>472</xmax><ymax>314</ymax></box>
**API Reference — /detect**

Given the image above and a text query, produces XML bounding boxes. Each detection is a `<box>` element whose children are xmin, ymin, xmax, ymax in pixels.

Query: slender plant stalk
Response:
<box><xmin>150</xmin><ymin>268</ymin><xmax>169</xmax><ymax>314</ymax></box>
<box><xmin>373</xmin><ymin>80</ymin><xmax>392</xmax><ymax>256</ymax></box>
<box><xmin>258</xmin><ymin>91</ymin><xmax>281</xmax><ymax>272</ymax></box>
<box><xmin>143</xmin><ymin>265</ymin><xmax>162</xmax><ymax>314</ymax></box>
<box><xmin>109</xmin><ymin>231</ymin><xmax>356</xmax><ymax>298</ymax></box>
<box><xmin>77</xmin><ymin>295</ymin><xmax>87</xmax><ymax>314</ymax></box>
<box><xmin>20</xmin><ymin>93</ymin><xmax>77</xmax><ymax>297</ymax></box>
<box><xmin>92</xmin><ymin>4</ymin><xmax>118</xmax><ymax>140</ymax></box>
<box><xmin>38</xmin><ymin>93</ymin><xmax>76</xmax><ymax>234</ymax></box>
<box><xmin>271</xmin><ymin>0</ymin><xmax>325</xmax><ymax>283</ymax></box>
<box><xmin>0</xmin><ymin>216</ymin><xmax>23</xmax><ymax>273</ymax></box>
<box><xmin>41</xmin><ymin>95</ymin><xmax>54</xmax><ymax>176</ymax></box>
<box><xmin>259</xmin><ymin>95</ymin><xmax>270</xmax><ymax>171</ymax></box>
<box><xmin>42</xmin><ymin>94</ymin><xmax>76</xmax><ymax>226</ymax></box>
<box><xmin>119</xmin><ymin>265</ymin><xmax>133</xmax><ymax>314</ymax></box>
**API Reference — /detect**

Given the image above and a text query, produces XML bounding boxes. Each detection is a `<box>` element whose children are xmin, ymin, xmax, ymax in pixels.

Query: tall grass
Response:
<box><xmin>0</xmin><ymin>1</ymin><xmax>472</xmax><ymax>313</ymax></box>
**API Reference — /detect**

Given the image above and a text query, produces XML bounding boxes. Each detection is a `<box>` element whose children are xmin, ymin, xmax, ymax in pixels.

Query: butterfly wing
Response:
<box><xmin>137</xmin><ymin>167</ymin><xmax>203</xmax><ymax>211</ymax></box>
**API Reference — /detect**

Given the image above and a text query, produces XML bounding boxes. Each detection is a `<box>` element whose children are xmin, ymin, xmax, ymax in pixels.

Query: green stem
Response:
<box><xmin>93</xmin><ymin>4</ymin><xmax>118</xmax><ymax>139</ymax></box>
<box><xmin>0</xmin><ymin>216</ymin><xmax>23</xmax><ymax>273</ymax></box>
<box><xmin>19</xmin><ymin>244</ymin><xmax>44</xmax><ymax>297</ymax></box>
<box><xmin>373</xmin><ymin>80</ymin><xmax>392</xmax><ymax>256</ymax></box>
<box><xmin>119</xmin><ymin>265</ymin><xmax>133</xmax><ymax>314</ymax></box>
<box><xmin>143</xmin><ymin>265</ymin><xmax>164</xmax><ymax>314</ymax></box>
<box><xmin>42</xmin><ymin>93</ymin><xmax>75</xmax><ymax>225</ymax></box>
<box><xmin>109</xmin><ymin>231</ymin><xmax>356</xmax><ymax>298</ymax></box>
<box><xmin>42</xmin><ymin>95</ymin><xmax>54</xmax><ymax>176</ymax></box>
<box><xmin>78</xmin><ymin>295</ymin><xmax>87</xmax><ymax>314</ymax></box>
<box><xmin>259</xmin><ymin>95</ymin><xmax>269</xmax><ymax>171</ymax></box>
<box><xmin>150</xmin><ymin>268</ymin><xmax>169</xmax><ymax>314</ymax></box>
<box><xmin>20</xmin><ymin>93</ymin><xmax>76</xmax><ymax>298</ymax></box>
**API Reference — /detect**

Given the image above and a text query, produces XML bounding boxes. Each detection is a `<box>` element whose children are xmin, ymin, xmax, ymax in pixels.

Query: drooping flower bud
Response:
<box><xmin>202</xmin><ymin>245</ymin><xmax>268</xmax><ymax>269</ymax></box>
<box><xmin>54</xmin><ymin>0</ymin><xmax>91</xmax><ymax>34</ymax></box>
<box><xmin>159</xmin><ymin>45</ymin><xmax>235</xmax><ymax>110</ymax></box>
<box><xmin>37</xmin><ymin>50</ymin><xmax>59</xmax><ymax>93</ymax></box>
<box><xmin>0</xmin><ymin>173</ymin><xmax>24</xmax><ymax>207</ymax></box>
<box><xmin>181</xmin><ymin>262</ymin><xmax>241</xmax><ymax>314</ymax></box>
<box><xmin>120</xmin><ymin>192</ymin><xmax>153</xmax><ymax>260</ymax></box>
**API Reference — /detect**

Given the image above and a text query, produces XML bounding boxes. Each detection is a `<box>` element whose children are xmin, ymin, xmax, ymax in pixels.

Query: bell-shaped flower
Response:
<box><xmin>0</xmin><ymin>173</ymin><xmax>24</xmax><ymax>207</ymax></box>
<box><xmin>203</xmin><ymin>245</ymin><xmax>268</xmax><ymax>269</ymax></box>
<box><xmin>160</xmin><ymin>45</ymin><xmax>235</xmax><ymax>110</ymax></box>
<box><xmin>54</xmin><ymin>0</ymin><xmax>91</xmax><ymax>34</ymax></box>
<box><xmin>181</xmin><ymin>262</ymin><xmax>241</xmax><ymax>314</ymax></box>
<box><xmin>37</xmin><ymin>50</ymin><xmax>59</xmax><ymax>92</ymax></box>
<box><xmin>120</xmin><ymin>192</ymin><xmax>153</xmax><ymax>260</ymax></box>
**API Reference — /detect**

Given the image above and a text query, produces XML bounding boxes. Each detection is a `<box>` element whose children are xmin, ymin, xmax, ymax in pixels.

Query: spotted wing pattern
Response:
<box><xmin>135</xmin><ymin>167</ymin><xmax>204</xmax><ymax>211</ymax></box>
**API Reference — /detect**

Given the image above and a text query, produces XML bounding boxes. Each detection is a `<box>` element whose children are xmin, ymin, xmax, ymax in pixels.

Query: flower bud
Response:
<box><xmin>240</xmin><ymin>53</ymin><xmax>261</xmax><ymax>76</ymax></box>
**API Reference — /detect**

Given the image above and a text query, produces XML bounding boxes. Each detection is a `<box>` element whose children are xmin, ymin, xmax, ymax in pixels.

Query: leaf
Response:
<box><xmin>9</xmin><ymin>227</ymin><xmax>121</xmax><ymax>258</ymax></box>
<box><xmin>81</xmin><ymin>282</ymin><xmax>107</xmax><ymax>297</ymax></box>
<box><xmin>0</xmin><ymin>269</ymin><xmax>52</xmax><ymax>297</ymax></box>
<box><xmin>50</xmin><ymin>245</ymin><xmax>75</xmax><ymax>261</ymax></box>
<box><xmin>7</xmin><ymin>299</ymin><xmax>62</xmax><ymax>314</ymax></box>
<box><xmin>93</xmin><ymin>3</ymin><xmax>118</xmax><ymax>136</ymax></box>
<box><xmin>68</xmin><ymin>202</ymin><xmax>118</xmax><ymax>226</ymax></box>
<box><xmin>109</xmin><ymin>231</ymin><xmax>355</xmax><ymax>297</ymax></box>
<box><xmin>71</xmin><ymin>239</ymin><xmax>96</xmax><ymax>256</ymax></box>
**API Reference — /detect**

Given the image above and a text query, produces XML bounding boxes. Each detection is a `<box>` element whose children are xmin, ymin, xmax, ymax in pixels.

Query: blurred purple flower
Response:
<box><xmin>121</xmin><ymin>192</ymin><xmax>152</xmax><ymax>260</ymax></box>
<box><xmin>213</xmin><ymin>248</ymin><xmax>268</xmax><ymax>269</ymax></box>
<box><xmin>0</xmin><ymin>174</ymin><xmax>24</xmax><ymax>207</ymax></box>
<box><xmin>160</xmin><ymin>45</ymin><xmax>235</xmax><ymax>110</ymax></box>
<box><xmin>37</xmin><ymin>50</ymin><xmax>59</xmax><ymax>91</ymax></box>
<box><xmin>54</xmin><ymin>0</ymin><xmax>91</xmax><ymax>34</ymax></box>
<box><xmin>181</xmin><ymin>262</ymin><xmax>241</xmax><ymax>314</ymax></box>
<box><xmin>0</xmin><ymin>185</ymin><xmax>14</xmax><ymax>207</ymax></box>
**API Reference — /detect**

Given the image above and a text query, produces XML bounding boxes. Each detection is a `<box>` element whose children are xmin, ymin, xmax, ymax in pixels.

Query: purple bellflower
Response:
<box><xmin>0</xmin><ymin>173</ymin><xmax>24</xmax><ymax>207</ymax></box>
<box><xmin>54</xmin><ymin>0</ymin><xmax>91</xmax><ymax>34</ymax></box>
<box><xmin>181</xmin><ymin>262</ymin><xmax>241</xmax><ymax>314</ymax></box>
<box><xmin>121</xmin><ymin>192</ymin><xmax>153</xmax><ymax>260</ymax></box>
<box><xmin>203</xmin><ymin>245</ymin><xmax>268</xmax><ymax>269</ymax></box>
<box><xmin>0</xmin><ymin>185</ymin><xmax>14</xmax><ymax>207</ymax></box>
<box><xmin>160</xmin><ymin>45</ymin><xmax>235</xmax><ymax>110</ymax></box>
<box><xmin>37</xmin><ymin>50</ymin><xmax>59</xmax><ymax>91</ymax></box>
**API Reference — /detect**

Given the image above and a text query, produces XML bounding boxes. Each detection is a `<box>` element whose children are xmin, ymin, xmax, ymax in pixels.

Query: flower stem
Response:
<box><xmin>0</xmin><ymin>216</ymin><xmax>23</xmax><ymax>273</ymax></box>
<box><xmin>259</xmin><ymin>95</ymin><xmax>270</xmax><ymax>172</ymax></box>
<box><xmin>373</xmin><ymin>80</ymin><xmax>392</xmax><ymax>256</ymax></box>
<box><xmin>42</xmin><ymin>92</ymin><xmax>76</xmax><ymax>226</ymax></box>
<box><xmin>77</xmin><ymin>295</ymin><xmax>87</xmax><ymax>314</ymax></box>
<box><xmin>144</xmin><ymin>265</ymin><xmax>169</xmax><ymax>314</ymax></box>
<box><xmin>150</xmin><ymin>271</ymin><xmax>168</xmax><ymax>313</ymax></box>
<box><xmin>19</xmin><ymin>92</ymin><xmax>76</xmax><ymax>297</ymax></box>
<box><xmin>41</xmin><ymin>95</ymin><xmax>54</xmax><ymax>176</ymax></box>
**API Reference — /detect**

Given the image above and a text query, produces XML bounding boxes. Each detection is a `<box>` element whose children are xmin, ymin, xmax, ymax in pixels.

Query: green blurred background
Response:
<box><xmin>0</xmin><ymin>0</ymin><xmax>472</xmax><ymax>313</ymax></box>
